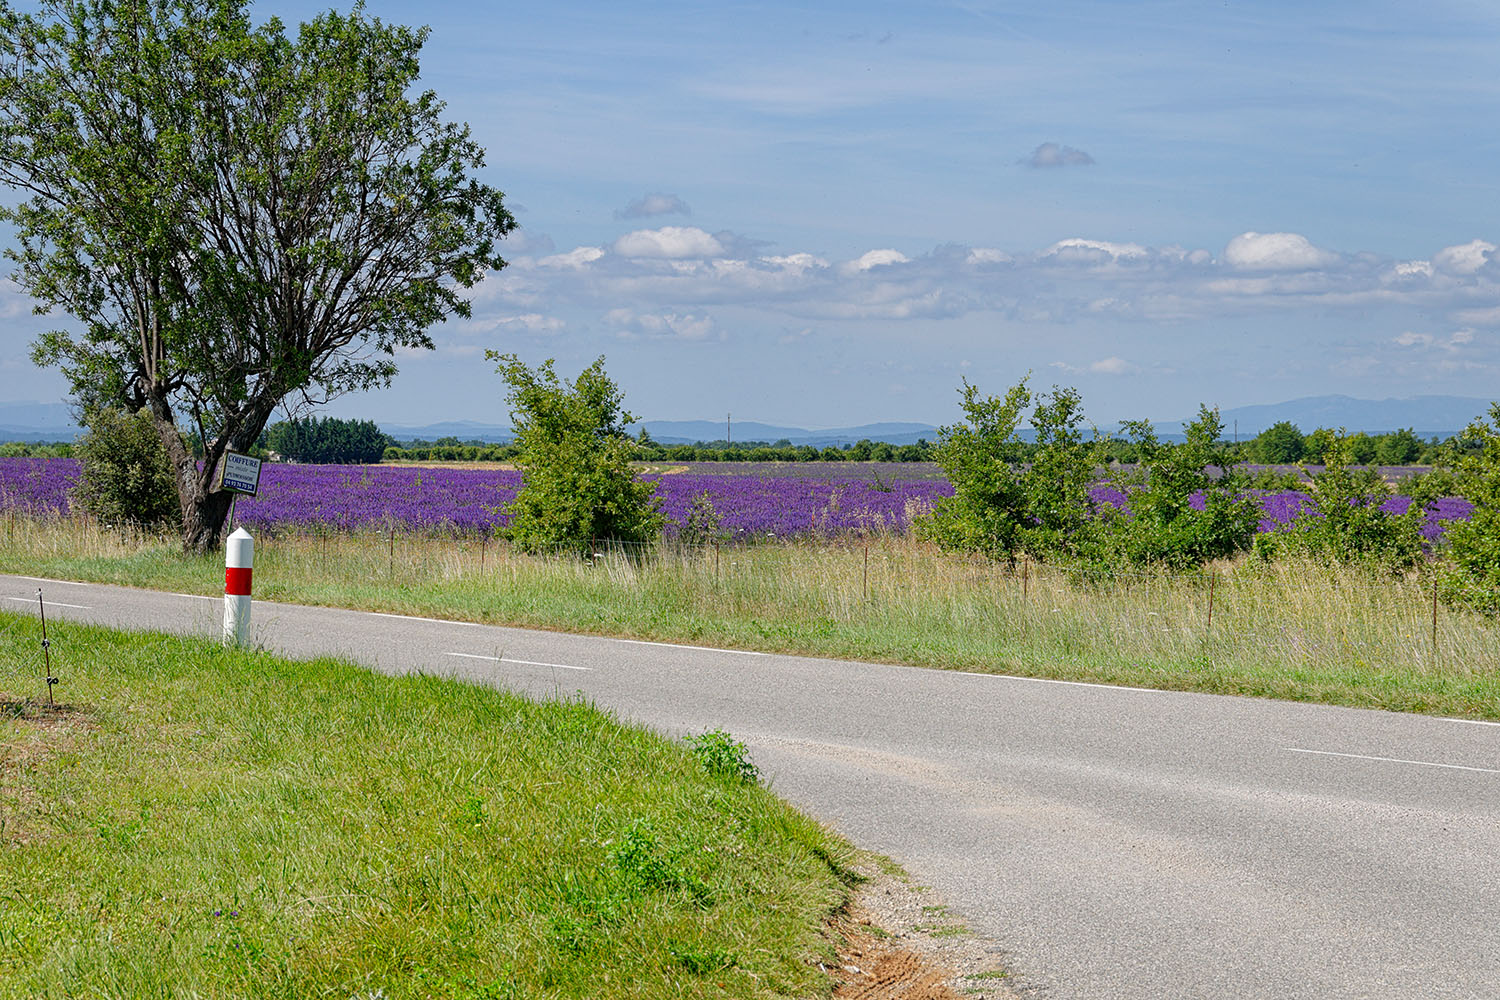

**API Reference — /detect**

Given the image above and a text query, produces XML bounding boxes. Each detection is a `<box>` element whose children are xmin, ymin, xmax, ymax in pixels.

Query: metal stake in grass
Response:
<box><xmin>1432</xmin><ymin>578</ymin><xmax>1439</xmax><ymax>662</ymax></box>
<box><xmin>36</xmin><ymin>588</ymin><xmax>54</xmax><ymax>706</ymax></box>
<box><xmin>863</xmin><ymin>541</ymin><xmax>869</xmax><ymax>601</ymax></box>
<box><xmin>1206</xmin><ymin>572</ymin><xmax>1215</xmax><ymax>633</ymax></box>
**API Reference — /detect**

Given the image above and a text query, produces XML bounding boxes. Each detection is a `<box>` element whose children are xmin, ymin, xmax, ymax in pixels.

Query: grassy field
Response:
<box><xmin>3</xmin><ymin>514</ymin><xmax>1499</xmax><ymax>719</ymax></box>
<box><xmin>0</xmin><ymin>610</ymin><xmax>855</xmax><ymax>999</ymax></box>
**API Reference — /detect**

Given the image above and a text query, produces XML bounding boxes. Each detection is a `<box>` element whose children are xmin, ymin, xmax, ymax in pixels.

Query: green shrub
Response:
<box><xmin>489</xmin><ymin>353</ymin><xmax>663</xmax><ymax>553</ymax></box>
<box><xmin>1441</xmin><ymin>404</ymin><xmax>1500</xmax><ymax>612</ymax></box>
<box><xmin>72</xmin><ymin>407</ymin><xmax>182</xmax><ymax>529</ymax></box>
<box><xmin>1253</xmin><ymin>433</ymin><xmax>1423</xmax><ymax>571</ymax></box>
<box><xmin>685</xmin><ymin>729</ymin><xmax>759</xmax><ymax>784</ymax></box>
<box><xmin>1092</xmin><ymin>407</ymin><xmax>1260</xmax><ymax>570</ymax></box>
<box><xmin>916</xmin><ymin>377</ymin><xmax>1033</xmax><ymax>560</ymax></box>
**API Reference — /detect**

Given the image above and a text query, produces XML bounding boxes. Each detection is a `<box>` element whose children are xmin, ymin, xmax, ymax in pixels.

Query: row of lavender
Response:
<box><xmin>0</xmin><ymin>458</ymin><xmax>1474</xmax><ymax>541</ymax></box>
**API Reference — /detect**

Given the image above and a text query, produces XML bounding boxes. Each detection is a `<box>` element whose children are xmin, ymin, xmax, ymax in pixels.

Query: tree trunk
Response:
<box><xmin>180</xmin><ymin>489</ymin><xmax>234</xmax><ymax>554</ymax></box>
<box><xmin>145</xmin><ymin>394</ymin><xmax>233</xmax><ymax>554</ymax></box>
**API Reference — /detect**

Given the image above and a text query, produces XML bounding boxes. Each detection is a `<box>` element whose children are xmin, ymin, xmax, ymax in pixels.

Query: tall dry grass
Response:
<box><xmin>3</xmin><ymin>513</ymin><xmax>1497</xmax><ymax>716</ymax></box>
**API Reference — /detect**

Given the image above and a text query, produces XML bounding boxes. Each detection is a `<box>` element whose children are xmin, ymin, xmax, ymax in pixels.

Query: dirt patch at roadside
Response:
<box><xmin>828</xmin><ymin>856</ymin><xmax>1023</xmax><ymax>999</ymax></box>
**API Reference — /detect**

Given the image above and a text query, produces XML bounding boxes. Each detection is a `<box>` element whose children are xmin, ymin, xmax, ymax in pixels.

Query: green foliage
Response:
<box><xmin>0</xmin><ymin>0</ymin><xmax>514</xmax><ymax>552</ymax></box>
<box><xmin>1376</xmin><ymin>427</ymin><xmax>1423</xmax><ymax>466</ymax></box>
<box><xmin>1021</xmin><ymin>385</ymin><xmax>1105</xmax><ymax>557</ymax></box>
<box><xmin>1253</xmin><ymin>421</ymin><xmax>1306</xmax><ymax>463</ymax></box>
<box><xmin>1098</xmin><ymin>407</ymin><xmax>1260</xmax><ymax>569</ymax></box>
<box><xmin>1398</xmin><ymin>467</ymin><xmax>1460</xmax><ymax>511</ymax></box>
<box><xmin>685</xmin><ymin>729</ymin><xmax>760</xmax><ymax>784</ymax></box>
<box><xmin>1441</xmin><ymin>404</ymin><xmax>1500</xmax><ymax>611</ymax></box>
<box><xmin>490</xmin><ymin>354</ymin><xmax>664</xmax><ymax>553</ymax></box>
<box><xmin>1253</xmin><ymin>432</ymin><xmax>1423</xmax><ymax>571</ymax></box>
<box><xmin>72</xmin><ymin>406</ymin><xmax>182</xmax><ymax>529</ymax></box>
<box><xmin>918</xmin><ymin>377</ymin><xmax>1032</xmax><ymax>559</ymax></box>
<box><xmin>265</xmin><ymin>416</ymin><xmax>392</xmax><ymax>464</ymax></box>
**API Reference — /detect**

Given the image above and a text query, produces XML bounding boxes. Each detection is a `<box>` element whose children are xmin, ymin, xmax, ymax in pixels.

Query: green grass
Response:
<box><xmin>0</xmin><ymin>610</ymin><xmax>855</xmax><ymax>998</ymax></box>
<box><xmin>4</xmin><ymin>514</ymin><xmax>1500</xmax><ymax>719</ymax></box>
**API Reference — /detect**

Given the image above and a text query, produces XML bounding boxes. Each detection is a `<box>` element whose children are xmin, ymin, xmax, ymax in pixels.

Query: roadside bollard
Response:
<box><xmin>223</xmin><ymin>526</ymin><xmax>254</xmax><ymax>646</ymax></box>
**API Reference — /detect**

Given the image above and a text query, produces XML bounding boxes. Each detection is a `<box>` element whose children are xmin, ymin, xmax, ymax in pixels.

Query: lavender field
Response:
<box><xmin>0</xmin><ymin>457</ymin><xmax>1474</xmax><ymax>542</ymax></box>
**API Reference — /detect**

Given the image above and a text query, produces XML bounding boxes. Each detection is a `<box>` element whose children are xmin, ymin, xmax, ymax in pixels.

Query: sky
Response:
<box><xmin>3</xmin><ymin>0</ymin><xmax>1500</xmax><ymax>430</ymax></box>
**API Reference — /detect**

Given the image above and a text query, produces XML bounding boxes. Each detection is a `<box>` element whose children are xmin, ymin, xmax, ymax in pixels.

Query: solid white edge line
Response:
<box><xmin>172</xmin><ymin>593</ymin><xmax>219</xmax><ymax>601</ymax></box>
<box><xmin>446</xmin><ymin>651</ymin><xmax>592</xmax><ymax>672</ymax></box>
<box><xmin>371</xmin><ymin>611</ymin><xmax>487</xmax><ymax>627</ymax></box>
<box><xmin>1442</xmin><ymin>717</ymin><xmax>1500</xmax><ymax>727</ymax></box>
<box><xmin>1</xmin><ymin>595</ymin><xmax>92</xmax><ymax>610</ymax></box>
<box><xmin>954</xmin><ymin>670</ymin><xmax>1165</xmax><ymax>694</ymax></box>
<box><xmin>614</xmin><ymin>637</ymin><xmax>766</xmax><ymax>656</ymax></box>
<box><xmin>12</xmin><ymin>575</ymin><xmax>87</xmax><ymax>585</ymax></box>
<box><xmin>1286</xmin><ymin>747</ymin><xmax>1500</xmax><ymax>775</ymax></box>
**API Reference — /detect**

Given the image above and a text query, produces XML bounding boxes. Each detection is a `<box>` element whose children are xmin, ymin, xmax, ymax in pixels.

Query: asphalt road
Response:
<box><xmin>4</xmin><ymin>573</ymin><xmax>1498</xmax><ymax>999</ymax></box>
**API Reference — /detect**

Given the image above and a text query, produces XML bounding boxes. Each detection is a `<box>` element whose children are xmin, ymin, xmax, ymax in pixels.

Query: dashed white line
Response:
<box><xmin>2</xmin><ymin>595</ymin><xmax>91</xmax><ymax>610</ymax></box>
<box><xmin>614</xmin><ymin>637</ymin><xmax>766</xmax><ymax>656</ymax></box>
<box><xmin>1286</xmin><ymin>747</ymin><xmax>1500</xmax><ymax>775</ymax></box>
<box><xmin>446</xmin><ymin>652</ymin><xmax>592</xmax><ymax>672</ymax></box>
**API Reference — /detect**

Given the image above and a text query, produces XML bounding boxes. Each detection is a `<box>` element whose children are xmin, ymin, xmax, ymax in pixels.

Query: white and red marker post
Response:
<box><xmin>223</xmin><ymin>526</ymin><xmax>254</xmax><ymax>646</ymax></box>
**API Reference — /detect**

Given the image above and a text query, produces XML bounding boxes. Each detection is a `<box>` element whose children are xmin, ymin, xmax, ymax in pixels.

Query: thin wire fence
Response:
<box><xmin>4</xmin><ymin>512</ymin><xmax>1499</xmax><ymax>676</ymax></box>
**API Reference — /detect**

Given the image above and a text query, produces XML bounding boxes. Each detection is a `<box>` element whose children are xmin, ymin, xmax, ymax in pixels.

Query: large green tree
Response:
<box><xmin>0</xmin><ymin>0</ymin><xmax>514</xmax><ymax>551</ymax></box>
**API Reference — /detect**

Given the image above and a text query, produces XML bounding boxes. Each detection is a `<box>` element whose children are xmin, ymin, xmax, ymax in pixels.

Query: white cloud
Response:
<box><xmin>1223</xmin><ymin>232</ymin><xmax>1339</xmax><ymax>271</ymax></box>
<box><xmin>1393</xmin><ymin>331</ymin><xmax>1433</xmax><ymax>347</ymax></box>
<box><xmin>605</xmin><ymin>308</ymin><xmax>717</xmax><ymax>340</ymax></box>
<box><xmin>1023</xmin><ymin>142</ymin><xmax>1095</xmax><ymax>168</ymax></box>
<box><xmin>1041</xmin><ymin>238</ymin><xmax>1150</xmax><ymax>265</ymax></box>
<box><xmin>966</xmin><ymin>248</ymin><xmax>1012</xmax><ymax>266</ymax></box>
<box><xmin>615</xmin><ymin>193</ymin><xmax>692</xmax><ymax>219</ymax></box>
<box><xmin>538</xmin><ymin>246</ymin><xmax>606</xmax><ymax>269</ymax></box>
<box><xmin>761</xmin><ymin>252</ymin><xmax>829</xmax><ymax>273</ymax></box>
<box><xmin>1433</xmin><ymin>239</ymin><xmax>1496</xmax><ymax>276</ymax></box>
<box><xmin>1051</xmin><ymin>356</ymin><xmax>1139</xmax><ymax>376</ymax></box>
<box><xmin>848</xmin><ymin>248</ymin><xmax>910</xmax><ymax>271</ymax></box>
<box><xmin>493</xmin><ymin>313</ymin><xmax>565</xmax><ymax>334</ymax></box>
<box><xmin>613</xmin><ymin>226</ymin><xmax>725</xmax><ymax>259</ymax></box>
<box><xmin>467</xmin><ymin>229</ymin><xmax>1500</xmax><ymax>342</ymax></box>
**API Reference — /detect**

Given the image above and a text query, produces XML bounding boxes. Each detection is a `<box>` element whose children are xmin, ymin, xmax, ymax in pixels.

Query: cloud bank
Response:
<box><xmin>1023</xmin><ymin>142</ymin><xmax>1095</xmax><ymax>168</ymax></box>
<box><xmin>615</xmin><ymin>193</ymin><xmax>692</xmax><ymax>220</ymax></box>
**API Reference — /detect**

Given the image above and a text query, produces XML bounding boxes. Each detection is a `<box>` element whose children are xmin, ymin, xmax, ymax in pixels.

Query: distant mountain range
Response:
<box><xmin>3</xmin><ymin>394</ymin><xmax>1496</xmax><ymax>445</ymax></box>
<box><xmin>1153</xmin><ymin>394</ymin><xmax>1496</xmax><ymax>441</ymax></box>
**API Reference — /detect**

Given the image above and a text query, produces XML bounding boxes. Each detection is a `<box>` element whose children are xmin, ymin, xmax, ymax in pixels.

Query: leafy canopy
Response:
<box><xmin>490</xmin><ymin>354</ymin><xmax>664</xmax><ymax>553</ymax></box>
<box><xmin>0</xmin><ymin>0</ymin><xmax>514</xmax><ymax>550</ymax></box>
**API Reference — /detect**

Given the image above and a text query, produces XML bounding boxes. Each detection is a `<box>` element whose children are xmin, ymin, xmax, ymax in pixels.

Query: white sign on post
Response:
<box><xmin>217</xmin><ymin>451</ymin><xmax>263</xmax><ymax>496</ymax></box>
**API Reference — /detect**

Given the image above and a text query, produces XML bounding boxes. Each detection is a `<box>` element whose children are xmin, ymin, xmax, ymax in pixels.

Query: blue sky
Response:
<box><xmin>3</xmin><ymin>0</ymin><xmax>1500</xmax><ymax>429</ymax></box>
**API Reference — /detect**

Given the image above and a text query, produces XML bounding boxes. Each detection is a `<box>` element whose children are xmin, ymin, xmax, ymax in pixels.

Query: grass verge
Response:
<box><xmin>0</xmin><ymin>609</ymin><xmax>855</xmax><ymax>998</ymax></box>
<box><xmin>2</xmin><ymin>515</ymin><xmax>1499</xmax><ymax>719</ymax></box>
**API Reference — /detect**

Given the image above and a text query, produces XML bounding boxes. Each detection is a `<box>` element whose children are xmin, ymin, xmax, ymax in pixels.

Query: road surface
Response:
<box><xmin>3</xmin><ymin>573</ymin><xmax>1497</xmax><ymax>999</ymax></box>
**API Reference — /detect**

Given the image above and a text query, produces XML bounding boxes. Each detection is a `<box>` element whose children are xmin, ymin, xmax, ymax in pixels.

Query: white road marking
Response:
<box><xmin>2</xmin><ymin>595</ymin><xmax>91</xmax><ymax>609</ymax></box>
<box><xmin>1442</xmin><ymin>717</ymin><xmax>1500</xmax><ymax>728</ymax></box>
<box><xmin>955</xmin><ymin>670</ymin><xmax>1167</xmax><ymax>694</ymax></box>
<box><xmin>371</xmin><ymin>611</ymin><xmax>488</xmax><ymax>627</ymax></box>
<box><xmin>12</xmin><ymin>575</ymin><xmax>86</xmax><ymax>585</ymax></box>
<box><xmin>1286</xmin><ymin>747</ymin><xmax>1500</xmax><ymax>775</ymax></box>
<box><xmin>172</xmin><ymin>593</ymin><xmax>219</xmax><ymax>601</ymax></box>
<box><xmin>614</xmin><ymin>637</ymin><xmax>766</xmax><ymax>656</ymax></box>
<box><xmin>446</xmin><ymin>651</ymin><xmax>592</xmax><ymax>672</ymax></box>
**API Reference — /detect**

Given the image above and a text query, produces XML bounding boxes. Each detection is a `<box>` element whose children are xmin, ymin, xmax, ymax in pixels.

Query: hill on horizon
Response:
<box><xmin>3</xmin><ymin>393</ymin><xmax>1497</xmax><ymax>445</ymax></box>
